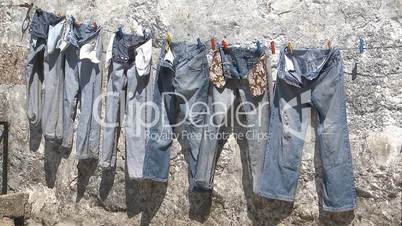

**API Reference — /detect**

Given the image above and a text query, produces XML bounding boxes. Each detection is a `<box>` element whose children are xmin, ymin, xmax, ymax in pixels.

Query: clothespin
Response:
<box><xmin>270</xmin><ymin>41</ymin><xmax>276</xmax><ymax>54</ymax></box>
<box><xmin>326</xmin><ymin>40</ymin><xmax>332</xmax><ymax>49</ymax></box>
<box><xmin>197</xmin><ymin>37</ymin><xmax>203</xmax><ymax>48</ymax></box>
<box><xmin>287</xmin><ymin>41</ymin><xmax>294</xmax><ymax>54</ymax></box>
<box><xmin>358</xmin><ymin>35</ymin><xmax>365</xmax><ymax>54</ymax></box>
<box><xmin>210</xmin><ymin>38</ymin><xmax>216</xmax><ymax>50</ymax></box>
<box><xmin>166</xmin><ymin>32</ymin><xmax>172</xmax><ymax>50</ymax></box>
<box><xmin>222</xmin><ymin>38</ymin><xmax>229</xmax><ymax>53</ymax></box>
<box><xmin>92</xmin><ymin>19</ymin><xmax>97</xmax><ymax>29</ymax></box>
<box><xmin>256</xmin><ymin>40</ymin><xmax>262</xmax><ymax>55</ymax></box>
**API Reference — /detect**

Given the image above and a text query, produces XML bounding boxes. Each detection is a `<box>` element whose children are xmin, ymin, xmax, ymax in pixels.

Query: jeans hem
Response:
<box><xmin>142</xmin><ymin>176</ymin><xmax>168</xmax><ymax>183</ymax></box>
<box><xmin>75</xmin><ymin>155</ymin><xmax>98</xmax><ymax>160</ymax></box>
<box><xmin>193</xmin><ymin>181</ymin><xmax>213</xmax><ymax>191</ymax></box>
<box><xmin>257</xmin><ymin>191</ymin><xmax>295</xmax><ymax>202</ymax></box>
<box><xmin>322</xmin><ymin>204</ymin><xmax>356</xmax><ymax>212</ymax></box>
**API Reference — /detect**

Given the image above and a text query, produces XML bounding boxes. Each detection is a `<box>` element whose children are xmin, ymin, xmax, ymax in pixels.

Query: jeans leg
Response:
<box><xmin>75</xmin><ymin>58</ymin><xmax>101</xmax><ymax>159</ymax></box>
<box><xmin>26</xmin><ymin>40</ymin><xmax>45</xmax><ymax>127</ymax></box>
<box><xmin>194</xmin><ymin>84</ymin><xmax>235</xmax><ymax>190</ymax></box>
<box><xmin>312</xmin><ymin>61</ymin><xmax>356</xmax><ymax>211</ymax></box>
<box><xmin>125</xmin><ymin>64</ymin><xmax>149</xmax><ymax>179</ymax></box>
<box><xmin>42</xmin><ymin>48</ymin><xmax>64</xmax><ymax>142</ymax></box>
<box><xmin>143</xmin><ymin>66</ymin><xmax>175</xmax><ymax>182</ymax></box>
<box><xmin>237</xmin><ymin>80</ymin><xmax>270</xmax><ymax>194</ymax></box>
<box><xmin>258</xmin><ymin>78</ymin><xmax>310</xmax><ymax>201</ymax></box>
<box><xmin>99</xmin><ymin>62</ymin><xmax>126</xmax><ymax>168</ymax></box>
<box><xmin>62</xmin><ymin>47</ymin><xmax>79</xmax><ymax>148</ymax></box>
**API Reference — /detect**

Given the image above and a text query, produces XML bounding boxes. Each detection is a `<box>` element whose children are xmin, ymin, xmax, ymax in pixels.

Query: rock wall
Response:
<box><xmin>0</xmin><ymin>0</ymin><xmax>401</xmax><ymax>225</ymax></box>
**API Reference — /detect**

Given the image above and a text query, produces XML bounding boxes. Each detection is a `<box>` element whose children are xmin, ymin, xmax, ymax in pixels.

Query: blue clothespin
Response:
<box><xmin>256</xmin><ymin>40</ymin><xmax>262</xmax><ymax>55</ymax></box>
<box><xmin>358</xmin><ymin>36</ymin><xmax>365</xmax><ymax>54</ymax></box>
<box><xmin>197</xmin><ymin>38</ymin><xmax>203</xmax><ymax>48</ymax></box>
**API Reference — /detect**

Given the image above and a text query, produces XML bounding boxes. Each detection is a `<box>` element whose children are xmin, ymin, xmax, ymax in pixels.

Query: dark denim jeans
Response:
<box><xmin>194</xmin><ymin>47</ymin><xmax>271</xmax><ymax>193</ymax></box>
<box><xmin>258</xmin><ymin>48</ymin><xmax>356</xmax><ymax>212</ymax></box>
<box><xmin>143</xmin><ymin>40</ymin><xmax>209</xmax><ymax>186</ymax></box>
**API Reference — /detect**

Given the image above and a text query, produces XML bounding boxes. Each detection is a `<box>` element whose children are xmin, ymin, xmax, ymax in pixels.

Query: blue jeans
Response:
<box><xmin>258</xmin><ymin>48</ymin><xmax>356</xmax><ymax>212</ymax></box>
<box><xmin>143</xmin><ymin>40</ymin><xmax>209</xmax><ymax>186</ymax></box>
<box><xmin>194</xmin><ymin>46</ymin><xmax>271</xmax><ymax>193</ymax></box>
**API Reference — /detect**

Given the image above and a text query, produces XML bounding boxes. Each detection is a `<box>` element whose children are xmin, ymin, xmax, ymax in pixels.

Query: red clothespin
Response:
<box><xmin>270</xmin><ymin>41</ymin><xmax>276</xmax><ymax>54</ymax></box>
<box><xmin>92</xmin><ymin>20</ymin><xmax>97</xmax><ymax>28</ymax></box>
<box><xmin>211</xmin><ymin>38</ymin><xmax>216</xmax><ymax>50</ymax></box>
<box><xmin>222</xmin><ymin>39</ymin><xmax>229</xmax><ymax>53</ymax></box>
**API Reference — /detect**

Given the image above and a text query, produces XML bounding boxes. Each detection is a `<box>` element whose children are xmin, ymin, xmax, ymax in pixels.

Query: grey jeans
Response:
<box><xmin>143</xmin><ymin>40</ymin><xmax>209</xmax><ymax>186</ymax></box>
<box><xmin>194</xmin><ymin>47</ymin><xmax>271</xmax><ymax>192</ymax></box>
<box><xmin>61</xmin><ymin>17</ymin><xmax>102</xmax><ymax>159</ymax></box>
<box><xmin>258</xmin><ymin>48</ymin><xmax>356</xmax><ymax>212</ymax></box>
<box><xmin>100</xmin><ymin>30</ymin><xmax>151</xmax><ymax>178</ymax></box>
<box><xmin>26</xmin><ymin>10</ymin><xmax>64</xmax><ymax>133</ymax></box>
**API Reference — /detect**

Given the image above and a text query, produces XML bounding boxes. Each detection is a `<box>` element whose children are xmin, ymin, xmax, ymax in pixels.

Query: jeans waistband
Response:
<box><xmin>112</xmin><ymin>29</ymin><xmax>150</xmax><ymax>65</ymax></box>
<box><xmin>221</xmin><ymin>46</ymin><xmax>264</xmax><ymax>79</ymax></box>
<box><xmin>30</xmin><ymin>9</ymin><xmax>65</xmax><ymax>40</ymax></box>
<box><xmin>170</xmin><ymin>41</ymin><xmax>207</xmax><ymax>64</ymax></box>
<box><xmin>64</xmin><ymin>16</ymin><xmax>101</xmax><ymax>48</ymax></box>
<box><xmin>277</xmin><ymin>47</ymin><xmax>341</xmax><ymax>87</ymax></box>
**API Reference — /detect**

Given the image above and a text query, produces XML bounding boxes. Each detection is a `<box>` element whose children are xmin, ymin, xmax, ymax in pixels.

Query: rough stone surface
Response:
<box><xmin>0</xmin><ymin>192</ymin><xmax>30</xmax><ymax>218</ymax></box>
<box><xmin>0</xmin><ymin>0</ymin><xmax>401</xmax><ymax>225</ymax></box>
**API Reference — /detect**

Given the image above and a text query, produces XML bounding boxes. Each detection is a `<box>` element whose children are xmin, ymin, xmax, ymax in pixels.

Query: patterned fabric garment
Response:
<box><xmin>247</xmin><ymin>54</ymin><xmax>268</xmax><ymax>97</ymax></box>
<box><xmin>208</xmin><ymin>49</ymin><xmax>225</xmax><ymax>88</ymax></box>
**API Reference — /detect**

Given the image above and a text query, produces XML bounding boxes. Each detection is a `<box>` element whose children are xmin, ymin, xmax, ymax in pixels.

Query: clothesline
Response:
<box><xmin>3</xmin><ymin>3</ymin><xmax>402</xmax><ymax>53</ymax></box>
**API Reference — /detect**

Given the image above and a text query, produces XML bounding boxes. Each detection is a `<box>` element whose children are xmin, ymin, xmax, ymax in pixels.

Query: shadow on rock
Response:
<box><xmin>76</xmin><ymin>158</ymin><xmax>98</xmax><ymax>202</ymax></box>
<box><xmin>125</xmin><ymin>173</ymin><xmax>167</xmax><ymax>225</ymax></box>
<box><xmin>29</xmin><ymin>124</ymin><xmax>42</xmax><ymax>152</ymax></box>
<box><xmin>99</xmin><ymin>166</ymin><xmax>116</xmax><ymax>201</ymax></box>
<box><xmin>44</xmin><ymin>140</ymin><xmax>63</xmax><ymax>188</ymax></box>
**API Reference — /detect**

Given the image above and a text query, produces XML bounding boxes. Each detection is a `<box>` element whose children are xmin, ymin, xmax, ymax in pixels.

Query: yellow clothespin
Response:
<box><xmin>166</xmin><ymin>32</ymin><xmax>172</xmax><ymax>51</ymax></box>
<box><xmin>287</xmin><ymin>41</ymin><xmax>294</xmax><ymax>54</ymax></box>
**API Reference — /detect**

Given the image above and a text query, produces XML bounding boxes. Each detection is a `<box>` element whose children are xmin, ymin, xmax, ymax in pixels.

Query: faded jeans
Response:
<box><xmin>100</xmin><ymin>30</ymin><xmax>151</xmax><ymax>178</ymax></box>
<box><xmin>26</xmin><ymin>10</ymin><xmax>64</xmax><ymax>134</ymax></box>
<box><xmin>61</xmin><ymin>17</ymin><xmax>102</xmax><ymax>159</ymax></box>
<box><xmin>194</xmin><ymin>47</ymin><xmax>271</xmax><ymax>192</ymax></box>
<box><xmin>143</xmin><ymin>40</ymin><xmax>209</xmax><ymax>186</ymax></box>
<box><xmin>258</xmin><ymin>48</ymin><xmax>356</xmax><ymax>212</ymax></box>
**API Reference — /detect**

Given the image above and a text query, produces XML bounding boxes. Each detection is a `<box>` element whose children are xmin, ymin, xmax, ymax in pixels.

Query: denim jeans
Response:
<box><xmin>26</xmin><ymin>10</ymin><xmax>64</xmax><ymax>129</ymax></box>
<box><xmin>143</xmin><ymin>40</ymin><xmax>209</xmax><ymax>186</ymax></box>
<box><xmin>194</xmin><ymin>47</ymin><xmax>271</xmax><ymax>192</ymax></box>
<box><xmin>258</xmin><ymin>48</ymin><xmax>356</xmax><ymax>212</ymax></box>
<box><xmin>61</xmin><ymin>17</ymin><xmax>102</xmax><ymax>159</ymax></box>
<box><xmin>100</xmin><ymin>30</ymin><xmax>151</xmax><ymax>177</ymax></box>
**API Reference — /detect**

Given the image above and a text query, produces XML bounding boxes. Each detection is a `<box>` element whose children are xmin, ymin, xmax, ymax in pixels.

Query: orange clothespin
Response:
<box><xmin>222</xmin><ymin>39</ymin><xmax>229</xmax><ymax>53</ymax></box>
<box><xmin>270</xmin><ymin>41</ymin><xmax>276</xmax><ymax>54</ymax></box>
<box><xmin>211</xmin><ymin>38</ymin><xmax>216</xmax><ymax>50</ymax></box>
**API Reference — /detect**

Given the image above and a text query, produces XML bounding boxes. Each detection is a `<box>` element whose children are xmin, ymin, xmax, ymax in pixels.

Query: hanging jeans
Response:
<box><xmin>194</xmin><ymin>46</ymin><xmax>271</xmax><ymax>193</ymax></box>
<box><xmin>26</xmin><ymin>10</ymin><xmax>64</xmax><ymax>131</ymax></box>
<box><xmin>100</xmin><ymin>30</ymin><xmax>152</xmax><ymax>178</ymax></box>
<box><xmin>143</xmin><ymin>40</ymin><xmax>209</xmax><ymax>187</ymax></box>
<box><xmin>258</xmin><ymin>48</ymin><xmax>356</xmax><ymax>212</ymax></box>
<box><xmin>61</xmin><ymin>17</ymin><xmax>103</xmax><ymax>159</ymax></box>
